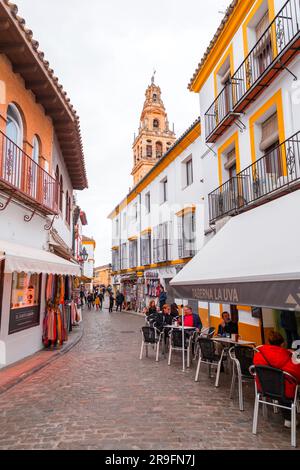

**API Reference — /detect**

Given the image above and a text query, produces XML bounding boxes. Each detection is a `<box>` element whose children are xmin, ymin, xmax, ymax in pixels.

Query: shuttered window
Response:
<box><xmin>141</xmin><ymin>233</ymin><xmax>151</xmax><ymax>266</ymax></box>
<box><xmin>178</xmin><ymin>212</ymin><xmax>196</xmax><ymax>259</ymax></box>
<box><xmin>153</xmin><ymin>222</ymin><xmax>171</xmax><ymax>263</ymax></box>
<box><xmin>256</xmin><ymin>11</ymin><xmax>270</xmax><ymax>40</ymax></box>
<box><xmin>260</xmin><ymin>113</ymin><xmax>279</xmax><ymax>151</ymax></box>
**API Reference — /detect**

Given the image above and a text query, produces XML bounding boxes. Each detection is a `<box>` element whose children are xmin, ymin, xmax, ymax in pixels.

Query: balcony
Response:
<box><xmin>205</xmin><ymin>0</ymin><xmax>300</xmax><ymax>143</ymax></box>
<box><xmin>208</xmin><ymin>131</ymin><xmax>300</xmax><ymax>224</ymax></box>
<box><xmin>0</xmin><ymin>130</ymin><xmax>58</xmax><ymax>215</ymax></box>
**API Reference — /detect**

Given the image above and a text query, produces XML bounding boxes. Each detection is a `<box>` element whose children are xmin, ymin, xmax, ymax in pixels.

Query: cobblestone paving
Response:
<box><xmin>0</xmin><ymin>306</ymin><xmax>297</xmax><ymax>450</ymax></box>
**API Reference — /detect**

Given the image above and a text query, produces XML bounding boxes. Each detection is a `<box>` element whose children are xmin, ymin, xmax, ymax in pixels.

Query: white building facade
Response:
<box><xmin>109</xmin><ymin>118</ymin><xmax>205</xmax><ymax>312</ymax></box>
<box><xmin>172</xmin><ymin>0</ymin><xmax>300</xmax><ymax>344</ymax></box>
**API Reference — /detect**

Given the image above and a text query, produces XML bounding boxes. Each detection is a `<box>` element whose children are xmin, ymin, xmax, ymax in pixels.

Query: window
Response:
<box><xmin>133</xmin><ymin>203</ymin><xmax>138</xmax><ymax>221</ymax></box>
<box><xmin>129</xmin><ymin>239</ymin><xmax>138</xmax><ymax>268</ymax></box>
<box><xmin>121</xmin><ymin>243</ymin><xmax>128</xmax><ymax>270</ymax></box>
<box><xmin>115</xmin><ymin>219</ymin><xmax>119</xmax><ymax>237</ymax></box>
<box><xmin>112</xmin><ymin>249</ymin><xmax>120</xmax><ymax>272</ymax></box>
<box><xmin>5</xmin><ymin>104</ymin><xmax>24</xmax><ymax>186</ymax></box>
<box><xmin>153</xmin><ymin>222</ymin><xmax>170</xmax><ymax>263</ymax></box>
<box><xmin>141</xmin><ymin>232</ymin><xmax>151</xmax><ymax>266</ymax></box>
<box><xmin>156</xmin><ymin>142</ymin><xmax>163</xmax><ymax>159</ymax></box>
<box><xmin>161</xmin><ymin>178</ymin><xmax>168</xmax><ymax>204</ymax></box>
<box><xmin>224</xmin><ymin>148</ymin><xmax>237</xmax><ymax>179</ymax></box>
<box><xmin>260</xmin><ymin>113</ymin><xmax>282</xmax><ymax>177</ymax></box>
<box><xmin>153</xmin><ymin>119</ymin><xmax>159</xmax><ymax>129</ymax></box>
<box><xmin>178</xmin><ymin>211</ymin><xmax>196</xmax><ymax>259</ymax></box>
<box><xmin>9</xmin><ymin>272</ymin><xmax>41</xmax><ymax>334</ymax></box>
<box><xmin>145</xmin><ymin>192</ymin><xmax>151</xmax><ymax>214</ymax></box>
<box><xmin>186</xmin><ymin>158</ymin><xmax>194</xmax><ymax>187</ymax></box>
<box><xmin>146</xmin><ymin>145</ymin><xmax>152</xmax><ymax>158</ymax></box>
<box><xmin>153</xmin><ymin>93</ymin><xmax>157</xmax><ymax>102</ymax></box>
<box><xmin>59</xmin><ymin>175</ymin><xmax>64</xmax><ymax>212</ymax></box>
<box><xmin>123</xmin><ymin>212</ymin><xmax>127</xmax><ymax>227</ymax></box>
<box><xmin>255</xmin><ymin>11</ymin><xmax>273</xmax><ymax>76</ymax></box>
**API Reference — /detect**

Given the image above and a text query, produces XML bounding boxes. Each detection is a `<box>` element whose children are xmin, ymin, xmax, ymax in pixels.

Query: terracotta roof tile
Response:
<box><xmin>2</xmin><ymin>0</ymin><xmax>88</xmax><ymax>189</ymax></box>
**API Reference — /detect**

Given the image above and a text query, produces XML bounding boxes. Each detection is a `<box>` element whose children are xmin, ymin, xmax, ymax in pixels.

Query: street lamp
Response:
<box><xmin>79</xmin><ymin>246</ymin><xmax>88</xmax><ymax>263</ymax></box>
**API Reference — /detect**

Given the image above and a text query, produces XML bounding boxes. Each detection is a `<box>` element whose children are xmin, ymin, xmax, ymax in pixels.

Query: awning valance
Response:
<box><xmin>0</xmin><ymin>240</ymin><xmax>81</xmax><ymax>276</ymax></box>
<box><xmin>170</xmin><ymin>191</ymin><xmax>300</xmax><ymax>310</ymax></box>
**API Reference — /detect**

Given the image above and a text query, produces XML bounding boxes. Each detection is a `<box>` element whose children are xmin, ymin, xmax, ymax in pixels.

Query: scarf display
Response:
<box><xmin>42</xmin><ymin>274</ymin><xmax>78</xmax><ymax>348</ymax></box>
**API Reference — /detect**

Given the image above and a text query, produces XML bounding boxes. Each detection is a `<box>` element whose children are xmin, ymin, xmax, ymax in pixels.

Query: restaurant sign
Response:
<box><xmin>171</xmin><ymin>280</ymin><xmax>300</xmax><ymax>311</ymax></box>
<box><xmin>9</xmin><ymin>305</ymin><xmax>40</xmax><ymax>335</ymax></box>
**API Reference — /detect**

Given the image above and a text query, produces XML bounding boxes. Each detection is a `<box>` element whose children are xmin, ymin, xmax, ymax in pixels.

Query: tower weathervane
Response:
<box><xmin>151</xmin><ymin>69</ymin><xmax>156</xmax><ymax>84</ymax></box>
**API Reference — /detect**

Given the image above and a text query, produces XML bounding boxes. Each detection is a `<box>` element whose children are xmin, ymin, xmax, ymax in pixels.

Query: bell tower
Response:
<box><xmin>132</xmin><ymin>75</ymin><xmax>176</xmax><ymax>186</ymax></box>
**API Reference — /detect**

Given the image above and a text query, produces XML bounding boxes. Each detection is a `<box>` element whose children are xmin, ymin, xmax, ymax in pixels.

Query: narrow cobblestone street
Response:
<box><xmin>0</xmin><ymin>306</ymin><xmax>296</xmax><ymax>450</ymax></box>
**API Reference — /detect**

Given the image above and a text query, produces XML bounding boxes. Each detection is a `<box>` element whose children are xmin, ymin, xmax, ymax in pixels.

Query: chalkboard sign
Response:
<box><xmin>252</xmin><ymin>307</ymin><xmax>262</xmax><ymax>319</ymax></box>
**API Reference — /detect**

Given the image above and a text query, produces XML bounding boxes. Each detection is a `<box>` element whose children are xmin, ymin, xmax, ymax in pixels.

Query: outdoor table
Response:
<box><xmin>163</xmin><ymin>326</ymin><xmax>197</xmax><ymax>369</ymax></box>
<box><xmin>213</xmin><ymin>337</ymin><xmax>256</xmax><ymax>346</ymax></box>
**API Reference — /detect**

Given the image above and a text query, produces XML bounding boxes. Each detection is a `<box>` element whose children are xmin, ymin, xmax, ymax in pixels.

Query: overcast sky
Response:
<box><xmin>16</xmin><ymin>0</ymin><xmax>229</xmax><ymax>265</ymax></box>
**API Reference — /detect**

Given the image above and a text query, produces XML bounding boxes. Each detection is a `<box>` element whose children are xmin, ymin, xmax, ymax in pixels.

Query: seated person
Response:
<box><xmin>217</xmin><ymin>311</ymin><xmax>238</xmax><ymax>336</ymax></box>
<box><xmin>170</xmin><ymin>303</ymin><xmax>179</xmax><ymax>319</ymax></box>
<box><xmin>254</xmin><ymin>331</ymin><xmax>300</xmax><ymax>428</ymax></box>
<box><xmin>162</xmin><ymin>304</ymin><xmax>173</xmax><ymax>326</ymax></box>
<box><xmin>145</xmin><ymin>300</ymin><xmax>158</xmax><ymax>317</ymax></box>
<box><xmin>180</xmin><ymin>306</ymin><xmax>202</xmax><ymax>331</ymax></box>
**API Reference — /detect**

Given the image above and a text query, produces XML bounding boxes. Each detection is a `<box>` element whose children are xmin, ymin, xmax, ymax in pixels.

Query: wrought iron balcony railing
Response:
<box><xmin>205</xmin><ymin>0</ymin><xmax>300</xmax><ymax>142</ymax></box>
<box><xmin>232</xmin><ymin>0</ymin><xmax>300</xmax><ymax>113</ymax></box>
<box><xmin>0</xmin><ymin>130</ymin><xmax>58</xmax><ymax>215</ymax></box>
<box><xmin>208</xmin><ymin>131</ymin><xmax>300</xmax><ymax>224</ymax></box>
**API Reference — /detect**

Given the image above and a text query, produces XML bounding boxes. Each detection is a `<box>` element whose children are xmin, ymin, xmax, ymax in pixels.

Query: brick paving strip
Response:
<box><xmin>0</xmin><ymin>325</ymin><xmax>83</xmax><ymax>395</ymax></box>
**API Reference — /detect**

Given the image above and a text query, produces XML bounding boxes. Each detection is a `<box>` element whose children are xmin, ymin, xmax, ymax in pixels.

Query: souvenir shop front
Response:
<box><xmin>144</xmin><ymin>266</ymin><xmax>177</xmax><ymax>308</ymax></box>
<box><xmin>119</xmin><ymin>273</ymin><xmax>145</xmax><ymax>312</ymax></box>
<box><xmin>0</xmin><ymin>240</ymin><xmax>80</xmax><ymax>367</ymax></box>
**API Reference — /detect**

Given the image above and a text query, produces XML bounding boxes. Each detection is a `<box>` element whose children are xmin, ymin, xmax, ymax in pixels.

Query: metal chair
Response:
<box><xmin>250</xmin><ymin>365</ymin><xmax>299</xmax><ymax>448</ymax></box>
<box><xmin>193</xmin><ymin>327</ymin><xmax>215</xmax><ymax>360</ymax></box>
<box><xmin>292</xmin><ymin>340</ymin><xmax>300</xmax><ymax>350</ymax></box>
<box><xmin>229</xmin><ymin>345</ymin><xmax>257</xmax><ymax>411</ymax></box>
<box><xmin>140</xmin><ymin>326</ymin><xmax>163</xmax><ymax>362</ymax></box>
<box><xmin>195</xmin><ymin>338</ymin><xmax>226</xmax><ymax>387</ymax></box>
<box><xmin>168</xmin><ymin>329</ymin><xmax>194</xmax><ymax>368</ymax></box>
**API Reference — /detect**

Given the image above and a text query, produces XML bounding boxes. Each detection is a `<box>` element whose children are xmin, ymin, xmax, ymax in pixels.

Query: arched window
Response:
<box><xmin>55</xmin><ymin>165</ymin><xmax>60</xmax><ymax>207</ymax></box>
<box><xmin>32</xmin><ymin>135</ymin><xmax>40</xmax><ymax>163</ymax></box>
<box><xmin>153</xmin><ymin>119</ymin><xmax>159</xmax><ymax>129</ymax></box>
<box><xmin>156</xmin><ymin>142</ymin><xmax>163</xmax><ymax>158</ymax></box>
<box><xmin>6</xmin><ymin>103</ymin><xmax>23</xmax><ymax>147</ymax></box>
<box><xmin>153</xmin><ymin>93</ymin><xmax>157</xmax><ymax>102</ymax></box>
<box><xmin>59</xmin><ymin>175</ymin><xmax>64</xmax><ymax>212</ymax></box>
<box><xmin>5</xmin><ymin>104</ymin><xmax>24</xmax><ymax>186</ymax></box>
<box><xmin>66</xmin><ymin>190</ymin><xmax>69</xmax><ymax>223</ymax></box>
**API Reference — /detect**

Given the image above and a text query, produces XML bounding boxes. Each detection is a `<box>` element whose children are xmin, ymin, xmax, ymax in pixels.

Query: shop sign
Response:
<box><xmin>159</xmin><ymin>267</ymin><xmax>176</xmax><ymax>279</ymax></box>
<box><xmin>9</xmin><ymin>305</ymin><xmax>40</xmax><ymax>335</ymax></box>
<box><xmin>145</xmin><ymin>271</ymin><xmax>159</xmax><ymax>279</ymax></box>
<box><xmin>113</xmin><ymin>275</ymin><xmax>121</xmax><ymax>285</ymax></box>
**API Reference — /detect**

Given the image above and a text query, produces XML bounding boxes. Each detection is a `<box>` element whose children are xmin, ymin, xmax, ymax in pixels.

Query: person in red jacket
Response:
<box><xmin>254</xmin><ymin>331</ymin><xmax>300</xmax><ymax>427</ymax></box>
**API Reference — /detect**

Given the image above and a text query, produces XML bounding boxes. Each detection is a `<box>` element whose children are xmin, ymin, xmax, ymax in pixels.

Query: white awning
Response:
<box><xmin>170</xmin><ymin>191</ymin><xmax>300</xmax><ymax>310</ymax></box>
<box><xmin>0</xmin><ymin>239</ymin><xmax>81</xmax><ymax>276</ymax></box>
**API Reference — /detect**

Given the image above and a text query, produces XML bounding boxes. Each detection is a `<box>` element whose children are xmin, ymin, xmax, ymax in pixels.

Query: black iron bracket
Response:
<box><xmin>44</xmin><ymin>214</ymin><xmax>59</xmax><ymax>231</ymax></box>
<box><xmin>278</xmin><ymin>60</ymin><xmax>297</xmax><ymax>81</ymax></box>
<box><xmin>24</xmin><ymin>209</ymin><xmax>36</xmax><ymax>223</ymax></box>
<box><xmin>0</xmin><ymin>194</ymin><xmax>14</xmax><ymax>211</ymax></box>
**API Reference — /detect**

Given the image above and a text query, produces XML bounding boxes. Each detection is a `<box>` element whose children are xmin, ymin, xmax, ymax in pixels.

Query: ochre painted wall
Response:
<box><xmin>0</xmin><ymin>54</ymin><xmax>53</xmax><ymax>168</ymax></box>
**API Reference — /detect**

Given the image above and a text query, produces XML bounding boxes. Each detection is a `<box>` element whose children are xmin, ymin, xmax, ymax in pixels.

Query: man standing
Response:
<box><xmin>159</xmin><ymin>286</ymin><xmax>167</xmax><ymax>312</ymax></box>
<box><xmin>116</xmin><ymin>291</ymin><xmax>125</xmax><ymax>312</ymax></box>
<box><xmin>109</xmin><ymin>292</ymin><xmax>115</xmax><ymax>313</ymax></box>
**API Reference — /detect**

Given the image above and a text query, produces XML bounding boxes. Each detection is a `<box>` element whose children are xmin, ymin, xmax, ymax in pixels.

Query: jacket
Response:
<box><xmin>182</xmin><ymin>314</ymin><xmax>202</xmax><ymax>330</ymax></box>
<box><xmin>254</xmin><ymin>345</ymin><xmax>300</xmax><ymax>399</ymax></box>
